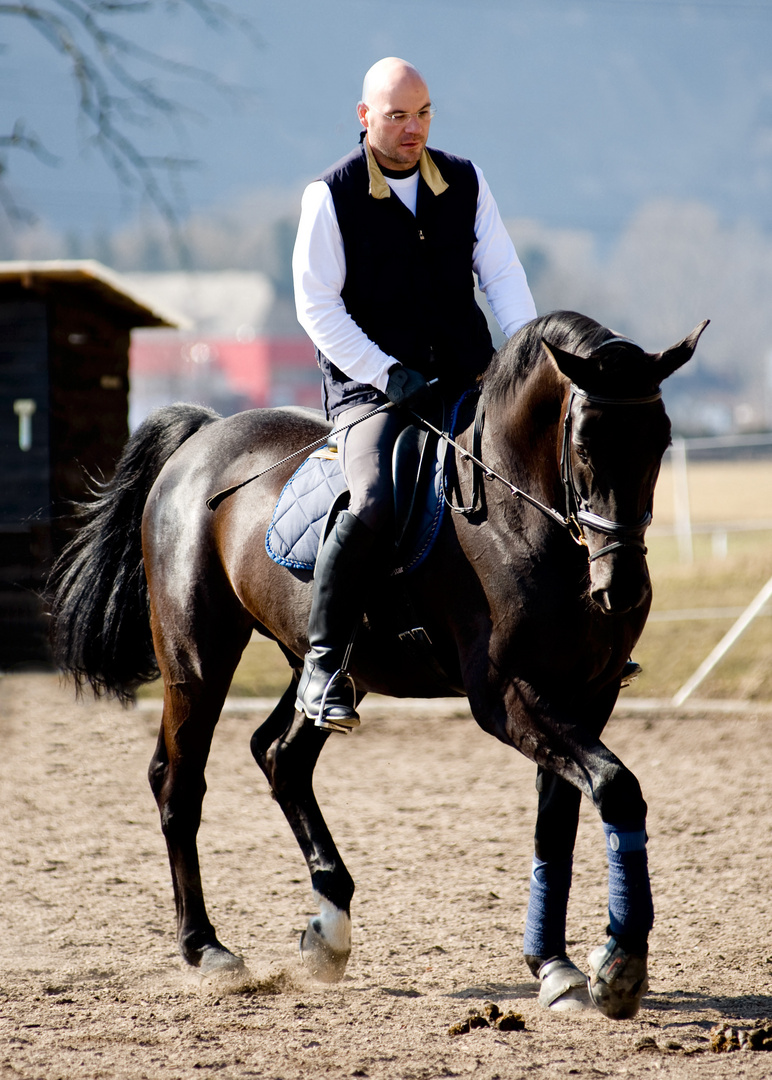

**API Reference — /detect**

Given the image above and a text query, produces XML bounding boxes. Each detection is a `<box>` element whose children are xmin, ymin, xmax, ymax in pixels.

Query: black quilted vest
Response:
<box><xmin>315</xmin><ymin>138</ymin><xmax>494</xmax><ymax>418</ymax></box>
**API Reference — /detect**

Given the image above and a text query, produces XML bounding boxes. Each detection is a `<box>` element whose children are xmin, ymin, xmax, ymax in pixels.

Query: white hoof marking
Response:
<box><xmin>312</xmin><ymin>894</ymin><xmax>351</xmax><ymax>954</ymax></box>
<box><xmin>299</xmin><ymin>895</ymin><xmax>352</xmax><ymax>983</ymax></box>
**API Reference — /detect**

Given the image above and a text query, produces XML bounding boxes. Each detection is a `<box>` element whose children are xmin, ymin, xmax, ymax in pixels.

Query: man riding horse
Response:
<box><xmin>292</xmin><ymin>56</ymin><xmax>537</xmax><ymax>730</ymax></box>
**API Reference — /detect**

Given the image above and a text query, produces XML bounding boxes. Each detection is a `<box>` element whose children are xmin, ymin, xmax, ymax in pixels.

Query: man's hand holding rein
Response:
<box><xmin>385</xmin><ymin>365</ymin><xmax>431</xmax><ymax>408</ymax></box>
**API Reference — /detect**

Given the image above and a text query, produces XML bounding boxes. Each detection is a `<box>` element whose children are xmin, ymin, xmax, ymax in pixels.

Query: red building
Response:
<box><xmin>129</xmin><ymin>330</ymin><xmax>321</xmax><ymax>428</ymax></box>
<box><xmin>125</xmin><ymin>272</ymin><xmax>322</xmax><ymax>428</ymax></box>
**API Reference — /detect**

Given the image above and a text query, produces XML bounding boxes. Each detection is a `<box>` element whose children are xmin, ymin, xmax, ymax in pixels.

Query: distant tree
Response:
<box><xmin>507</xmin><ymin>203</ymin><xmax>772</xmax><ymax>432</ymax></box>
<box><xmin>0</xmin><ymin>1</ymin><xmax>259</xmax><ymax>231</ymax></box>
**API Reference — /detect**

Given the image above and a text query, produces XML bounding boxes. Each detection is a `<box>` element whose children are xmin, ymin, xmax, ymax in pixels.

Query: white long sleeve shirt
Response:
<box><xmin>292</xmin><ymin>150</ymin><xmax>537</xmax><ymax>394</ymax></box>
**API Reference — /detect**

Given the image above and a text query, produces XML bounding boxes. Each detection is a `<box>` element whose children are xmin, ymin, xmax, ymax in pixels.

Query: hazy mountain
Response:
<box><xmin>2</xmin><ymin>0</ymin><xmax>771</xmax><ymax>242</ymax></box>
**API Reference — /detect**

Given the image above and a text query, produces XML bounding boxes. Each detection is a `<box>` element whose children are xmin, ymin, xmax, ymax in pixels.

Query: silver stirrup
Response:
<box><xmin>313</xmin><ymin>669</ymin><xmax>360</xmax><ymax>734</ymax></box>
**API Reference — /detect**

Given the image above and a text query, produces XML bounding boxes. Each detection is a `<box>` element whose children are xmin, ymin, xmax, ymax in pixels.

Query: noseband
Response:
<box><xmin>560</xmin><ymin>385</ymin><xmax>663</xmax><ymax>561</ymax></box>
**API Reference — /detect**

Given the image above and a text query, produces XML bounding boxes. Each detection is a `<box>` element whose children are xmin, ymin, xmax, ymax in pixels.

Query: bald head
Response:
<box><xmin>360</xmin><ymin>57</ymin><xmax>428</xmax><ymax>108</ymax></box>
<box><xmin>357</xmin><ymin>57</ymin><xmax>433</xmax><ymax>171</ymax></box>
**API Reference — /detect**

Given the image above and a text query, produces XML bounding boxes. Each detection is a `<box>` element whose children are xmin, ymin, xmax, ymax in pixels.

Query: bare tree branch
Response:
<box><xmin>0</xmin><ymin>0</ymin><xmax>260</xmax><ymax>239</ymax></box>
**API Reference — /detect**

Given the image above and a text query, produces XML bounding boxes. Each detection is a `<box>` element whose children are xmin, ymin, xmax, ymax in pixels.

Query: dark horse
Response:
<box><xmin>49</xmin><ymin>311</ymin><xmax>706</xmax><ymax>1019</ymax></box>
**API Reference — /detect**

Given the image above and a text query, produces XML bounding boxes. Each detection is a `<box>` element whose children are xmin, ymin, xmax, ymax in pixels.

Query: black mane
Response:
<box><xmin>482</xmin><ymin>310</ymin><xmax>614</xmax><ymax>404</ymax></box>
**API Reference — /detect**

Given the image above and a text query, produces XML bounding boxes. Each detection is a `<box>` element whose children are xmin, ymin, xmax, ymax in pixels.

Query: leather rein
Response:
<box><xmin>423</xmin><ymin>381</ymin><xmax>663</xmax><ymax>561</ymax></box>
<box><xmin>206</xmin><ymin>363</ymin><xmax>662</xmax><ymax>564</ymax></box>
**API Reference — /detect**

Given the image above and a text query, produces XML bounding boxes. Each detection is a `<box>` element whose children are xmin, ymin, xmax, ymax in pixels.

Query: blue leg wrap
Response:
<box><xmin>603</xmin><ymin>821</ymin><xmax>654</xmax><ymax>944</ymax></box>
<box><xmin>523</xmin><ymin>854</ymin><xmax>573</xmax><ymax>959</ymax></box>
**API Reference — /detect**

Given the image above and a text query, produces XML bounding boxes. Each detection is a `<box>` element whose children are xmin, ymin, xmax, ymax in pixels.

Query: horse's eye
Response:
<box><xmin>575</xmin><ymin>444</ymin><xmax>590</xmax><ymax>464</ymax></box>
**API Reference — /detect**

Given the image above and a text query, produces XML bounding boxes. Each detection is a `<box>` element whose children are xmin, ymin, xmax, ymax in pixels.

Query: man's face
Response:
<box><xmin>357</xmin><ymin>72</ymin><xmax>433</xmax><ymax>171</ymax></box>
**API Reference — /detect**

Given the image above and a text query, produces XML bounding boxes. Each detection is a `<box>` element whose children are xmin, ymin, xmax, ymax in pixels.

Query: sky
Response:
<box><xmin>1</xmin><ymin>0</ymin><xmax>772</xmax><ymax>241</ymax></box>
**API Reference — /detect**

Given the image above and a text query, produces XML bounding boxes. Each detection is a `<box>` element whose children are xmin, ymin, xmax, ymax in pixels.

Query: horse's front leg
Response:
<box><xmin>523</xmin><ymin>768</ymin><xmax>591</xmax><ymax>1012</ymax></box>
<box><xmin>475</xmin><ymin>686</ymin><xmax>653</xmax><ymax>1019</ymax></box>
<box><xmin>573</xmin><ymin>718</ymin><xmax>653</xmax><ymax>1021</ymax></box>
<box><xmin>251</xmin><ymin>689</ymin><xmax>354</xmax><ymax>983</ymax></box>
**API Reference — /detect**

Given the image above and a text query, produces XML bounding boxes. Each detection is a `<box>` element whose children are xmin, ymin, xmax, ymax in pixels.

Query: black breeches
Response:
<box><xmin>336</xmin><ymin>403</ymin><xmax>408</xmax><ymax>535</ymax></box>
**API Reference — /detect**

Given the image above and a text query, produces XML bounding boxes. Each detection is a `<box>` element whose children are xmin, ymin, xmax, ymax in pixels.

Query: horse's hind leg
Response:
<box><xmin>148</xmin><ymin>635</ymin><xmax>251</xmax><ymax>976</ymax></box>
<box><xmin>251</xmin><ymin>689</ymin><xmax>354</xmax><ymax>983</ymax></box>
<box><xmin>524</xmin><ymin>769</ymin><xmax>590</xmax><ymax>1011</ymax></box>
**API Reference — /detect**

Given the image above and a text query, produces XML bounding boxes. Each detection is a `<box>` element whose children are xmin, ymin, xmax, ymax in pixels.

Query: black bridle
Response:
<box><xmin>559</xmin><ymin>384</ymin><xmax>662</xmax><ymax>561</ymax></box>
<box><xmin>429</xmin><ymin>378</ymin><xmax>663</xmax><ymax>561</ymax></box>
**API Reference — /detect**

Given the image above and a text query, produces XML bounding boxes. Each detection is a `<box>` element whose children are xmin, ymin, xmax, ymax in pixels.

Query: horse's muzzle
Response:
<box><xmin>589</xmin><ymin>553</ymin><xmax>651</xmax><ymax>615</ymax></box>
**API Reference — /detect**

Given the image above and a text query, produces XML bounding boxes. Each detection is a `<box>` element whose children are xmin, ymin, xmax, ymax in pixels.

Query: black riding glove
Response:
<box><xmin>385</xmin><ymin>365</ymin><xmax>431</xmax><ymax>408</ymax></box>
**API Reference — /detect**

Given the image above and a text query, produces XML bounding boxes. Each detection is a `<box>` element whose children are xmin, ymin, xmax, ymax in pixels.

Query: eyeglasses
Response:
<box><xmin>366</xmin><ymin>104</ymin><xmax>436</xmax><ymax>124</ymax></box>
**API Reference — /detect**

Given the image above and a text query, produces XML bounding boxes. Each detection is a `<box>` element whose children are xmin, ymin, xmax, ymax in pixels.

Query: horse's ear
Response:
<box><xmin>653</xmin><ymin>320</ymin><xmax>710</xmax><ymax>380</ymax></box>
<box><xmin>542</xmin><ymin>339</ymin><xmax>583</xmax><ymax>383</ymax></box>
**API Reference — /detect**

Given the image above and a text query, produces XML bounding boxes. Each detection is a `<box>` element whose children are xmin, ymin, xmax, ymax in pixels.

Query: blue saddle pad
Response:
<box><xmin>265</xmin><ymin>443</ymin><xmax>445</xmax><ymax>575</ymax></box>
<box><xmin>265</xmin><ymin>454</ymin><xmax>348</xmax><ymax>571</ymax></box>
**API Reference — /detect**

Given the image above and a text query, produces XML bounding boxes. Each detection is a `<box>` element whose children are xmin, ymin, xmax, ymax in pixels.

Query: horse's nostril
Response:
<box><xmin>592</xmin><ymin>589</ymin><xmax>614</xmax><ymax>612</ymax></box>
<box><xmin>591</xmin><ymin>585</ymin><xmax>639</xmax><ymax>614</ymax></box>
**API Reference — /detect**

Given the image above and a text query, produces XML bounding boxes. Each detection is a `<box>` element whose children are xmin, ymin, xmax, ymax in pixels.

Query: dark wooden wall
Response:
<box><xmin>0</xmin><ymin>281</ymin><xmax>131</xmax><ymax>667</ymax></box>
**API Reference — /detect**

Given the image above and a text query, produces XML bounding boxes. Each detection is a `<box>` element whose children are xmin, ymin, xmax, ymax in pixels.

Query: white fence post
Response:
<box><xmin>671</xmin><ymin>437</ymin><xmax>693</xmax><ymax>564</ymax></box>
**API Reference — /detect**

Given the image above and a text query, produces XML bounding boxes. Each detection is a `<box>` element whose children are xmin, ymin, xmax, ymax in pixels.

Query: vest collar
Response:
<box><xmin>363</xmin><ymin>134</ymin><xmax>449</xmax><ymax>199</ymax></box>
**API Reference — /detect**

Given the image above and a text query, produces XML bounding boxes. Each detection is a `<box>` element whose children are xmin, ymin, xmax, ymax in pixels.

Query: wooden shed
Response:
<box><xmin>0</xmin><ymin>260</ymin><xmax>183</xmax><ymax>668</ymax></box>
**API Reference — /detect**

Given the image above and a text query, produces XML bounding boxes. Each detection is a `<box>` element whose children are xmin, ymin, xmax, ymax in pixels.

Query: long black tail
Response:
<box><xmin>48</xmin><ymin>403</ymin><xmax>221</xmax><ymax>701</ymax></box>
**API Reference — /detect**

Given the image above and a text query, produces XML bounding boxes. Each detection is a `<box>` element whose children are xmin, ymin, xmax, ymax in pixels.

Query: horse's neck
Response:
<box><xmin>484</xmin><ymin>361</ymin><xmax>565</xmax><ymax>499</ymax></box>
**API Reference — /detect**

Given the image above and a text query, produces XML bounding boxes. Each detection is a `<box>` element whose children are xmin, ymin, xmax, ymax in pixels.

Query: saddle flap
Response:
<box><xmin>391</xmin><ymin>424</ymin><xmax>446</xmax><ymax>565</ymax></box>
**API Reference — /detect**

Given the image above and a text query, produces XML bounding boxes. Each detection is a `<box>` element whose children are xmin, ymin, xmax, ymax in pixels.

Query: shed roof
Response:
<box><xmin>0</xmin><ymin>260</ymin><xmax>190</xmax><ymax>329</ymax></box>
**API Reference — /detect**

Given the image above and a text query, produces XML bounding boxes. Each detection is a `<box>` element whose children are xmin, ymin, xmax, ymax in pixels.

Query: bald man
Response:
<box><xmin>292</xmin><ymin>57</ymin><xmax>537</xmax><ymax>731</ymax></box>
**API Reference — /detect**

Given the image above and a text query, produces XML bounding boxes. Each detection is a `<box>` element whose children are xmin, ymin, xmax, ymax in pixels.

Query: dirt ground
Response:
<box><xmin>2</xmin><ymin>673</ymin><xmax>772</xmax><ymax>1080</ymax></box>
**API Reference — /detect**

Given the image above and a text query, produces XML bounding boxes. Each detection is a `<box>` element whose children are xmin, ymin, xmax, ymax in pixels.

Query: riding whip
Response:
<box><xmin>204</xmin><ymin>400</ymin><xmax>393</xmax><ymax>511</ymax></box>
<box><xmin>205</xmin><ymin>379</ymin><xmax>438</xmax><ymax>512</ymax></box>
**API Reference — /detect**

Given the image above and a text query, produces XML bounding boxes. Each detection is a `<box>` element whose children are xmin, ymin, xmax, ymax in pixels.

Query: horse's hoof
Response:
<box><xmin>197</xmin><ymin>943</ymin><xmax>246</xmax><ymax>977</ymax></box>
<box><xmin>587</xmin><ymin>938</ymin><xmax>648</xmax><ymax>1019</ymax></box>
<box><xmin>300</xmin><ymin>918</ymin><xmax>350</xmax><ymax>983</ymax></box>
<box><xmin>536</xmin><ymin>957</ymin><xmax>592</xmax><ymax>1011</ymax></box>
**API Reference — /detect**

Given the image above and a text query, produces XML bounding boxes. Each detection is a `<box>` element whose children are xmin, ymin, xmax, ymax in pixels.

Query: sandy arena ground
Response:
<box><xmin>2</xmin><ymin>672</ymin><xmax>772</xmax><ymax>1079</ymax></box>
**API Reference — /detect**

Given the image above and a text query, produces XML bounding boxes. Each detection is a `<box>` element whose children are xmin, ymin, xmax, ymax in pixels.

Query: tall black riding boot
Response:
<box><xmin>296</xmin><ymin>509</ymin><xmax>377</xmax><ymax>732</ymax></box>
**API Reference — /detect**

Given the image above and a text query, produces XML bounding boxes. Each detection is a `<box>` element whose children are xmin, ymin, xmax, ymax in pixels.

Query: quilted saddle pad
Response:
<box><xmin>265</xmin><ymin>443</ymin><xmax>445</xmax><ymax>575</ymax></box>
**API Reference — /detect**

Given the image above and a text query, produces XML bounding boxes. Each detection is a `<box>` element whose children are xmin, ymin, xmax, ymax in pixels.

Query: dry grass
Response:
<box><xmin>631</xmin><ymin>532</ymin><xmax>772</xmax><ymax>700</ymax></box>
<box><xmin>631</xmin><ymin>458</ymin><xmax>772</xmax><ymax>701</ymax></box>
<box><xmin>652</xmin><ymin>458</ymin><xmax>772</xmax><ymax>526</ymax></box>
<box><xmin>228</xmin><ymin>635</ymin><xmax>296</xmax><ymax>698</ymax></box>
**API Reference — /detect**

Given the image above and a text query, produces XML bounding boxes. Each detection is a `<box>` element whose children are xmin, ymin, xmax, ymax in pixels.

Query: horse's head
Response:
<box><xmin>542</xmin><ymin>320</ymin><xmax>708</xmax><ymax>614</ymax></box>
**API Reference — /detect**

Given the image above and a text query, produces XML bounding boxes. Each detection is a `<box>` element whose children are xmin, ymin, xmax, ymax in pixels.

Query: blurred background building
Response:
<box><xmin>125</xmin><ymin>272</ymin><xmax>321</xmax><ymax>427</ymax></box>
